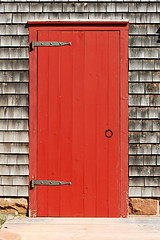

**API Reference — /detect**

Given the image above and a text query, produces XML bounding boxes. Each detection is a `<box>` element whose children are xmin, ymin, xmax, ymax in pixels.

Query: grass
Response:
<box><xmin>0</xmin><ymin>215</ymin><xmax>7</xmax><ymax>229</ymax></box>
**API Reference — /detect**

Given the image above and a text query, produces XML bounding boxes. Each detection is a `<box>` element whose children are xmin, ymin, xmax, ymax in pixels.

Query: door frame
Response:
<box><xmin>28</xmin><ymin>20</ymin><xmax>129</xmax><ymax>218</ymax></box>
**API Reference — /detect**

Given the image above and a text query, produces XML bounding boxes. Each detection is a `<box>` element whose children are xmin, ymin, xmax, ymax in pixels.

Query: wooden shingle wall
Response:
<box><xmin>0</xmin><ymin>1</ymin><xmax>160</xmax><ymax>198</ymax></box>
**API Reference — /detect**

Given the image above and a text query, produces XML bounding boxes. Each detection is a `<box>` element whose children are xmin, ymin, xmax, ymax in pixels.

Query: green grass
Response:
<box><xmin>0</xmin><ymin>215</ymin><xmax>6</xmax><ymax>229</ymax></box>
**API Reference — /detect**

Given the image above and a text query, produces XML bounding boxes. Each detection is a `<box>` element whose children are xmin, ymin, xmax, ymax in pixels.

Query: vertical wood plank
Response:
<box><xmin>96</xmin><ymin>31</ymin><xmax>109</xmax><ymax>217</ymax></box>
<box><xmin>108</xmin><ymin>31</ymin><xmax>120</xmax><ymax>217</ymax></box>
<box><xmin>60</xmin><ymin>31</ymin><xmax>73</xmax><ymax>216</ymax></box>
<box><xmin>47</xmin><ymin>31</ymin><xmax>61</xmax><ymax>216</ymax></box>
<box><xmin>71</xmin><ymin>31</ymin><xmax>85</xmax><ymax>216</ymax></box>
<box><xmin>84</xmin><ymin>31</ymin><xmax>97</xmax><ymax>217</ymax></box>
<box><xmin>37</xmin><ymin>31</ymin><xmax>49</xmax><ymax>216</ymax></box>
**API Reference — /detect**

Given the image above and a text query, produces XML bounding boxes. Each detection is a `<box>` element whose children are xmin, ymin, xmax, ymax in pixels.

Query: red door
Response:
<box><xmin>36</xmin><ymin>29</ymin><xmax>120</xmax><ymax>217</ymax></box>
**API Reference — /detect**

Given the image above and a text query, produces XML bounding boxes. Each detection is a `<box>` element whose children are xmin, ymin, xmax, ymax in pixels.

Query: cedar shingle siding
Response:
<box><xmin>0</xmin><ymin>1</ymin><xmax>160</xmax><ymax>198</ymax></box>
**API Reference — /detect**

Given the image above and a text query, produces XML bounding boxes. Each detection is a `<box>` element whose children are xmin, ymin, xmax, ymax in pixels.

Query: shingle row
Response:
<box><xmin>0</xmin><ymin>2</ymin><xmax>160</xmax><ymax>13</ymax></box>
<box><xmin>0</xmin><ymin>12</ymin><xmax>160</xmax><ymax>24</ymax></box>
<box><xmin>129</xmin><ymin>48</ymin><xmax>160</xmax><ymax>59</ymax></box>
<box><xmin>129</xmin><ymin>83</ymin><xmax>160</xmax><ymax>94</ymax></box>
<box><xmin>129</xmin><ymin>144</ymin><xmax>160</xmax><ymax>154</ymax></box>
<box><xmin>129</xmin><ymin>60</ymin><xmax>160</xmax><ymax>70</ymax></box>
<box><xmin>129</xmin><ymin>120</ymin><xmax>160</xmax><ymax>131</ymax></box>
<box><xmin>129</xmin><ymin>95</ymin><xmax>160</xmax><ymax>106</ymax></box>
<box><xmin>0</xmin><ymin>154</ymin><xmax>28</xmax><ymax>164</ymax></box>
<box><xmin>129</xmin><ymin>107</ymin><xmax>160</xmax><ymax>119</ymax></box>
<box><xmin>0</xmin><ymin>83</ymin><xmax>28</xmax><ymax>94</ymax></box>
<box><xmin>0</xmin><ymin>48</ymin><xmax>29</xmax><ymax>59</ymax></box>
<box><xmin>0</xmin><ymin>176</ymin><xmax>29</xmax><ymax>185</ymax></box>
<box><xmin>0</xmin><ymin>60</ymin><xmax>28</xmax><ymax>70</ymax></box>
<box><xmin>129</xmin><ymin>166</ymin><xmax>160</xmax><ymax>176</ymax></box>
<box><xmin>0</xmin><ymin>71</ymin><xmax>29</xmax><ymax>82</ymax></box>
<box><xmin>129</xmin><ymin>155</ymin><xmax>160</xmax><ymax>166</ymax></box>
<box><xmin>129</xmin><ymin>177</ymin><xmax>160</xmax><ymax>187</ymax></box>
<box><xmin>0</xmin><ymin>131</ymin><xmax>28</xmax><ymax>142</ymax></box>
<box><xmin>0</xmin><ymin>36</ymin><xmax>28</xmax><ymax>46</ymax></box>
<box><xmin>0</xmin><ymin>95</ymin><xmax>28</xmax><ymax>106</ymax></box>
<box><xmin>129</xmin><ymin>71</ymin><xmax>160</xmax><ymax>82</ymax></box>
<box><xmin>0</xmin><ymin>185</ymin><xmax>28</xmax><ymax>197</ymax></box>
<box><xmin>0</xmin><ymin>107</ymin><xmax>28</xmax><ymax>119</ymax></box>
<box><xmin>129</xmin><ymin>186</ymin><xmax>160</xmax><ymax>197</ymax></box>
<box><xmin>129</xmin><ymin>132</ymin><xmax>160</xmax><ymax>144</ymax></box>
<box><xmin>0</xmin><ymin>164</ymin><xmax>28</xmax><ymax>175</ymax></box>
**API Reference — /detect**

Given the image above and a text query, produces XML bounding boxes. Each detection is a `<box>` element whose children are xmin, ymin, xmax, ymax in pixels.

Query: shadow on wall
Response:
<box><xmin>157</xmin><ymin>28</ymin><xmax>160</xmax><ymax>43</ymax></box>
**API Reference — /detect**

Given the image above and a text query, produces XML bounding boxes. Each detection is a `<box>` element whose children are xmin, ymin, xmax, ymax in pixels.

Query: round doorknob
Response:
<box><xmin>105</xmin><ymin>129</ymin><xmax>113</xmax><ymax>138</ymax></box>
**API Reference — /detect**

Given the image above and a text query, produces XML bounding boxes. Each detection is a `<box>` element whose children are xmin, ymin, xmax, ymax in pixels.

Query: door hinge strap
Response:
<box><xmin>31</xmin><ymin>41</ymin><xmax>71</xmax><ymax>50</ymax></box>
<box><xmin>30</xmin><ymin>180</ymin><xmax>72</xmax><ymax>189</ymax></box>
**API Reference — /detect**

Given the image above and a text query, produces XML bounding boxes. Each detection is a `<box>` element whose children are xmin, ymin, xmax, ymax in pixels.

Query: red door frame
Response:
<box><xmin>28</xmin><ymin>21</ymin><xmax>129</xmax><ymax>218</ymax></box>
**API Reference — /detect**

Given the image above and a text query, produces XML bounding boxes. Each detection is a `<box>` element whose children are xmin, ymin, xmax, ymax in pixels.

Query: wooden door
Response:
<box><xmin>37</xmin><ymin>30</ymin><xmax>119</xmax><ymax>217</ymax></box>
<box><xmin>29</xmin><ymin>22</ymin><xmax>129</xmax><ymax>218</ymax></box>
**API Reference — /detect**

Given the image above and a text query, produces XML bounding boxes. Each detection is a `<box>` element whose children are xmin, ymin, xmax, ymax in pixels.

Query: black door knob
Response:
<box><xmin>105</xmin><ymin>129</ymin><xmax>113</xmax><ymax>138</ymax></box>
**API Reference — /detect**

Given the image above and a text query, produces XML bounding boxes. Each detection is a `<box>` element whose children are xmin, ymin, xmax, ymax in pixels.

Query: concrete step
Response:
<box><xmin>0</xmin><ymin>230</ymin><xmax>21</xmax><ymax>240</ymax></box>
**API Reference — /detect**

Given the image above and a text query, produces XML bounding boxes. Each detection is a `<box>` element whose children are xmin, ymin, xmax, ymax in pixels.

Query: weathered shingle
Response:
<box><xmin>63</xmin><ymin>3</ymin><xmax>75</xmax><ymax>13</ymax></box>
<box><xmin>4</xmin><ymin>186</ymin><xmax>17</xmax><ymax>196</ymax></box>
<box><xmin>129</xmin><ymin>3</ymin><xmax>157</xmax><ymax>13</ymax></box>
<box><xmin>145</xmin><ymin>177</ymin><xmax>160</xmax><ymax>187</ymax></box>
<box><xmin>0</xmin><ymin>143</ymin><xmax>28</xmax><ymax>154</ymax></box>
<box><xmin>0</xmin><ymin>107</ymin><xmax>28</xmax><ymax>119</ymax></box>
<box><xmin>129</xmin><ymin>132</ymin><xmax>158</xmax><ymax>144</ymax></box>
<box><xmin>0</xmin><ymin>13</ymin><xmax>12</xmax><ymax>23</ymax></box>
<box><xmin>0</xmin><ymin>36</ymin><xmax>29</xmax><ymax>47</ymax></box>
<box><xmin>0</xmin><ymin>71</ymin><xmax>29</xmax><ymax>82</ymax></box>
<box><xmin>129</xmin><ymin>177</ymin><xmax>145</xmax><ymax>187</ymax></box>
<box><xmin>0</xmin><ymin>154</ymin><xmax>29</xmax><ymax>165</ymax></box>
<box><xmin>17</xmin><ymin>186</ymin><xmax>28</xmax><ymax>197</ymax></box>
<box><xmin>129</xmin><ymin>187</ymin><xmax>142</xmax><ymax>197</ymax></box>
<box><xmin>0</xmin><ymin>25</ymin><xmax>28</xmax><ymax>35</ymax></box>
<box><xmin>0</xmin><ymin>95</ymin><xmax>29</xmax><ymax>106</ymax></box>
<box><xmin>129</xmin><ymin>48</ymin><xmax>159</xmax><ymax>59</ymax></box>
<box><xmin>0</xmin><ymin>83</ymin><xmax>28</xmax><ymax>94</ymax></box>
<box><xmin>129</xmin><ymin>166</ymin><xmax>154</xmax><ymax>177</ymax></box>
<box><xmin>0</xmin><ymin>48</ymin><xmax>29</xmax><ymax>59</ymax></box>
<box><xmin>18</xmin><ymin>3</ymin><xmax>30</xmax><ymax>13</ymax></box>
<box><xmin>4</xmin><ymin>3</ymin><xmax>17</xmax><ymax>13</ymax></box>
<box><xmin>141</xmin><ymin>187</ymin><xmax>152</xmax><ymax>197</ymax></box>
<box><xmin>0</xmin><ymin>60</ymin><xmax>29</xmax><ymax>70</ymax></box>
<box><xmin>129</xmin><ymin>35</ymin><xmax>159</xmax><ymax>47</ymax></box>
<box><xmin>2</xmin><ymin>131</ymin><xmax>29</xmax><ymax>142</ymax></box>
<box><xmin>43</xmin><ymin>3</ymin><xmax>63</xmax><ymax>12</ymax></box>
<box><xmin>129</xmin><ymin>155</ymin><xmax>157</xmax><ymax>166</ymax></box>
<box><xmin>0</xmin><ymin>119</ymin><xmax>29</xmax><ymax>130</ymax></box>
